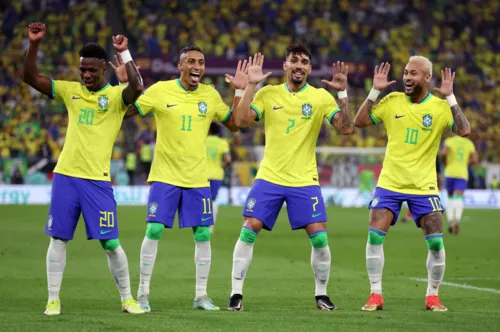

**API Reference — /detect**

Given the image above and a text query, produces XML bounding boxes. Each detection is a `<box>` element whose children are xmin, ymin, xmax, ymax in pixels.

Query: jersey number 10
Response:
<box><xmin>404</xmin><ymin>128</ymin><xmax>419</xmax><ymax>145</ymax></box>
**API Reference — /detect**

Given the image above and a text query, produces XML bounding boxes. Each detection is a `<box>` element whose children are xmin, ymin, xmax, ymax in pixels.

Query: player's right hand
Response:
<box><xmin>247</xmin><ymin>53</ymin><xmax>272</xmax><ymax>85</ymax></box>
<box><xmin>109</xmin><ymin>54</ymin><xmax>141</xmax><ymax>83</ymax></box>
<box><xmin>28</xmin><ymin>22</ymin><xmax>46</xmax><ymax>43</ymax></box>
<box><xmin>373</xmin><ymin>62</ymin><xmax>397</xmax><ymax>91</ymax></box>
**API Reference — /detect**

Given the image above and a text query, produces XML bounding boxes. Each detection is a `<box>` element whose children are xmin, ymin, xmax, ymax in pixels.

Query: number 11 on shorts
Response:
<box><xmin>202</xmin><ymin>198</ymin><xmax>212</xmax><ymax>214</ymax></box>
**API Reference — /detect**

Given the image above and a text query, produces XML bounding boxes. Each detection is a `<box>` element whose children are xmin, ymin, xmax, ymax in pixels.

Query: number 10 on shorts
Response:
<box><xmin>100</xmin><ymin>211</ymin><xmax>115</xmax><ymax>227</ymax></box>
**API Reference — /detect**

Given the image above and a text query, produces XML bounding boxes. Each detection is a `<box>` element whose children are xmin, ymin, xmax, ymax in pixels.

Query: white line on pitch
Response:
<box><xmin>447</xmin><ymin>278</ymin><xmax>500</xmax><ymax>281</ymax></box>
<box><xmin>410</xmin><ymin>278</ymin><xmax>500</xmax><ymax>294</ymax></box>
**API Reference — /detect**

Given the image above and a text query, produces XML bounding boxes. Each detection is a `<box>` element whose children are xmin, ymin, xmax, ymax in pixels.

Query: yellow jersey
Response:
<box><xmin>250</xmin><ymin>83</ymin><xmax>339</xmax><ymax>186</ymax></box>
<box><xmin>51</xmin><ymin>80</ymin><xmax>127</xmax><ymax>181</ymax></box>
<box><xmin>371</xmin><ymin>92</ymin><xmax>454</xmax><ymax>195</ymax></box>
<box><xmin>206</xmin><ymin>135</ymin><xmax>230</xmax><ymax>180</ymax></box>
<box><xmin>444</xmin><ymin>135</ymin><xmax>475</xmax><ymax>180</ymax></box>
<box><xmin>135</xmin><ymin>79</ymin><xmax>230</xmax><ymax>187</ymax></box>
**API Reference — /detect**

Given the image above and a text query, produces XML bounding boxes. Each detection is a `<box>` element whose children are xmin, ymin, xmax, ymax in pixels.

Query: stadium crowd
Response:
<box><xmin>0</xmin><ymin>0</ymin><xmax>497</xmax><ymax>186</ymax></box>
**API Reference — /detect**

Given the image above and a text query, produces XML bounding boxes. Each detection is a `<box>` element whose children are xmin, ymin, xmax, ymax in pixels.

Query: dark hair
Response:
<box><xmin>79</xmin><ymin>43</ymin><xmax>108</xmax><ymax>62</ymax></box>
<box><xmin>180</xmin><ymin>45</ymin><xmax>204</xmax><ymax>58</ymax></box>
<box><xmin>285</xmin><ymin>44</ymin><xmax>312</xmax><ymax>60</ymax></box>
<box><xmin>209</xmin><ymin>122</ymin><xmax>221</xmax><ymax>136</ymax></box>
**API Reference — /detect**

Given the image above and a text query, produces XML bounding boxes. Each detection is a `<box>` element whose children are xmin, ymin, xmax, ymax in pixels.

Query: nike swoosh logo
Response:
<box><xmin>273</xmin><ymin>106</ymin><xmax>284</xmax><ymax>110</ymax></box>
<box><xmin>100</xmin><ymin>229</ymin><xmax>113</xmax><ymax>235</ymax></box>
<box><xmin>72</xmin><ymin>96</ymin><xmax>81</xmax><ymax>100</ymax></box>
<box><xmin>312</xmin><ymin>213</ymin><xmax>322</xmax><ymax>218</ymax></box>
<box><xmin>201</xmin><ymin>217</ymin><xmax>212</xmax><ymax>221</ymax></box>
<box><xmin>395</xmin><ymin>115</ymin><xmax>405</xmax><ymax>119</ymax></box>
<box><xmin>167</xmin><ymin>104</ymin><xmax>178</xmax><ymax>108</ymax></box>
<box><xmin>143</xmin><ymin>263</ymin><xmax>152</xmax><ymax>267</ymax></box>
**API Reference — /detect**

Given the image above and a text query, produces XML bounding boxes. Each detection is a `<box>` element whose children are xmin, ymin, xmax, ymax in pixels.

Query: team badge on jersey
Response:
<box><xmin>422</xmin><ymin>114</ymin><xmax>433</xmax><ymax>129</ymax></box>
<box><xmin>301</xmin><ymin>103</ymin><xmax>312</xmax><ymax>120</ymax></box>
<box><xmin>98</xmin><ymin>95</ymin><xmax>109</xmax><ymax>112</ymax></box>
<box><xmin>47</xmin><ymin>215</ymin><xmax>53</xmax><ymax>230</ymax></box>
<box><xmin>148</xmin><ymin>202</ymin><xmax>158</xmax><ymax>217</ymax></box>
<box><xmin>246</xmin><ymin>198</ymin><xmax>256</xmax><ymax>212</ymax></box>
<box><xmin>198</xmin><ymin>101</ymin><xmax>208</xmax><ymax>117</ymax></box>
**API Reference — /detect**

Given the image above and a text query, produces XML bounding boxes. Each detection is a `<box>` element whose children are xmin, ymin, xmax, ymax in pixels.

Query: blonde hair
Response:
<box><xmin>408</xmin><ymin>55</ymin><xmax>433</xmax><ymax>78</ymax></box>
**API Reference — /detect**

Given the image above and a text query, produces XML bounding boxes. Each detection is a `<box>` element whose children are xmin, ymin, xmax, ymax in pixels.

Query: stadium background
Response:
<box><xmin>1</xmin><ymin>1</ymin><xmax>500</xmax><ymax>331</ymax></box>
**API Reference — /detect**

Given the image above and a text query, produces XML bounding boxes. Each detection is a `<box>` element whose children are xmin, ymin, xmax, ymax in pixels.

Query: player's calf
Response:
<box><xmin>308</xmin><ymin>229</ymin><xmax>336</xmax><ymax>310</ymax></box>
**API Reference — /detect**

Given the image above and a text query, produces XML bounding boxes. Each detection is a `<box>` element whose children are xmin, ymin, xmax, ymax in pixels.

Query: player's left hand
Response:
<box><xmin>109</xmin><ymin>54</ymin><xmax>140</xmax><ymax>83</ymax></box>
<box><xmin>321</xmin><ymin>61</ymin><xmax>348</xmax><ymax>91</ymax></box>
<box><xmin>112</xmin><ymin>35</ymin><xmax>129</xmax><ymax>52</ymax></box>
<box><xmin>434</xmin><ymin>67</ymin><xmax>455</xmax><ymax>97</ymax></box>
<box><xmin>225</xmin><ymin>59</ymin><xmax>249</xmax><ymax>90</ymax></box>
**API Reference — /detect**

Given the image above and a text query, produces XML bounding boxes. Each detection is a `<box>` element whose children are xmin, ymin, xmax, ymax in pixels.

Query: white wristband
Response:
<box><xmin>235</xmin><ymin>89</ymin><xmax>244</xmax><ymax>97</ymax></box>
<box><xmin>368</xmin><ymin>88</ymin><xmax>381</xmax><ymax>102</ymax></box>
<box><xmin>446</xmin><ymin>94</ymin><xmax>457</xmax><ymax>107</ymax></box>
<box><xmin>337</xmin><ymin>90</ymin><xmax>347</xmax><ymax>99</ymax></box>
<box><xmin>120</xmin><ymin>50</ymin><xmax>133</xmax><ymax>63</ymax></box>
<box><xmin>119</xmin><ymin>82</ymin><xmax>128</xmax><ymax>87</ymax></box>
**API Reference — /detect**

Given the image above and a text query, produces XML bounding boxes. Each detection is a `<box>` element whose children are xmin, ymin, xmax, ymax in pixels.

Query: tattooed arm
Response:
<box><xmin>331</xmin><ymin>97</ymin><xmax>353</xmax><ymax>135</ymax></box>
<box><xmin>450</xmin><ymin>104</ymin><xmax>471</xmax><ymax>137</ymax></box>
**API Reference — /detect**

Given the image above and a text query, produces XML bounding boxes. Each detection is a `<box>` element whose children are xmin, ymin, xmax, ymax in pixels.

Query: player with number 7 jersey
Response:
<box><xmin>122</xmin><ymin>45</ymin><xmax>244</xmax><ymax>312</ymax></box>
<box><xmin>227</xmin><ymin>44</ymin><xmax>354</xmax><ymax>312</ymax></box>
<box><xmin>354</xmin><ymin>56</ymin><xmax>471</xmax><ymax>312</ymax></box>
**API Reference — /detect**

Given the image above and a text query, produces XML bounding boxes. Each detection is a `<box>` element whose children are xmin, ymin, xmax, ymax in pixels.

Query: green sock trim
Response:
<box><xmin>309</xmin><ymin>231</ymin><xmax>328</xmax><ymax>248</ymax></box>
<box><xmin>193</xmin><ymin>226</ymin><xmax>210</xmax><ymax>242</ymax></box>
<box><xmin>239</xmin><ymin>227</ymin><xmax>258</xmax><ymax>244</ymax></box>
<box><xmin>453</xmin><ymin>194</ymin><xmax>464</xmax><ymax>199</ymax></box>
<box><xmin>145</xmin><ymin>222</ymin><xmax>164</xmax><ymax>240</ymax></box>
<box><xmin>426</xmin><ymin>236</ymin><xmax>444</xmax><ymax>251</ymax></box>
<box><xmin>367</xmin><ymin>229</ymin><xmax>386</xmax><ymax>245</ymax></box>
<box><xmin>100</xmin><ymin>238</ymin><xmax>120</xmax><ymax>250</ymax></box>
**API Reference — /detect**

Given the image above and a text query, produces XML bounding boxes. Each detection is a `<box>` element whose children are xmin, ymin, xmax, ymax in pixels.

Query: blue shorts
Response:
<box><xmin>146</xmin><ymin>182</ymin><xmax>213</xmax><ymax>228</ymax></box>
<box><xmin>209</xmin><ymin>179</ymin><xmax>223</xmax><ymax>201</ymax></box>
<box><xmin>445</xmin><ymin>177</ymin><xmax>467</xmax><ymax>196</ymax></box>
<box><xmin>368</xmin><ymin>187</ymin><xmax>444</xmax><ymax>227</ymax></box>
<box><xmin>46</xmin><ymin>173</ymin><xmax>118</xmax><ymax>240</ymax></box>
<box><xmin>243</xmin><ymin>179</ymin><xmax>327</xmax><ymax>231</ymax></box>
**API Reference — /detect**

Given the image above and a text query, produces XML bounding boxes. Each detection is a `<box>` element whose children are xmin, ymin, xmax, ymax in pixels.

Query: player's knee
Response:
<box><xmin>193</xmin><ymin>226</ymin><xmax>210</xmax><ymax>242</ymax></box>
<box><xmin>425</xmin><ymin>234</ymin><xmax>444</xmax><ymax>251</ymax></box>
<box><xmin>367</xmin><ymin>227</ymin><xmax>386</xmax><ymax>245</ymax></box>
<box><xmin>146</xmin><ymin>222</ymin><xmax>165</xmax><ymax>240</ymax></box>
<box><xmin>100</xmin><ymin>238</ymin><xmax>120</xmax><ymax>251</ymax></box>
<box><xmin>239</xmin><ymin>226</ymin><xmax>258</xmax><ymax>244</ymax></box>
<box><xmin>309</xmin><ymin>231</ymin><xmax>328</xmax><ymax>248</ymax></box>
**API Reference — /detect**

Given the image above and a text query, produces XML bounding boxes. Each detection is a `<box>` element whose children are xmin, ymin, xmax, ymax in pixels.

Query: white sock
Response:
<box><xmin>195</xmin><ymin>241</ymin><xmax>211</xmax><ymax>299</ymax></box>
<box><xmin>46</xmin><ymin>238</ymin><xmax>67</xmax><ymax>302</ymax></box>
<box><xmin>446</xmin><ymin>198</ymin><xmax>455</xmax><ymax>224</ymax></box>
<box><xmin>138</xmin><ymin>237</ymin><xmax>159</xmax><ymax>297</ymax></box>
<box><xmin>366</xmin><ymin>243</ymin><xmax>384</xmax><ymax>294</ymax></box>
<box><xmin>231</xmin><ymin>239</ymin><xmax>254</xmax><ymax>296</ymax></box>
<box><xmin>426</xmin><ymin>249</ymin><xmax>446</xmax><ymax>296</ymax></box>
<box><xmin>105</xmin><ymin>245</ymin><xmax>132</xmax><ymax>302</ymax></box>
<box><xmin>455</xmin><ymin>198</ymin><xmax>464</xmax><ymax>222</ymax></box>
<box><xmin>213</xmin><ymin>201</ymin><xmax>219</xmax><ymax>222</ymax></box>
<box><xmin>311</xmin><ymin>246</ymin><xmax>331</xmax><ymax>296</ymax></box>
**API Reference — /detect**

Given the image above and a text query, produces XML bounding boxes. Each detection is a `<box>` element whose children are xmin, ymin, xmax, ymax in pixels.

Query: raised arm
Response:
<box><xmin>321</xmin><ymin>61</ymin><xmax>353</xmax><ymax>135</ymax></box>
<box><xmin>434</xmin><ymin>68</ymin><xmax>470</xmax><ymax>137</ymax></box>
<box><xmin>354</xmin><ymin>62</ymin><xmax>397</xmax><ymax>128</ymax></box>
<box><xmin>222</xmin><ymin>59</ymin><xmax>251</xmax><ymax>131</ymax></box>
<box><xmin>111</xmin><ymin>35</ymin><xmax>144</xmax><ymax>105</ymax></box>
<box><xmin>233</xmin><ymin>53</ymin><xmax>271</xmax><ymax>128</ymax></box>
<box><xmin>22</xmin><ymin>22</ymin><xmax>53</xmax><ymax>98</ymax></box>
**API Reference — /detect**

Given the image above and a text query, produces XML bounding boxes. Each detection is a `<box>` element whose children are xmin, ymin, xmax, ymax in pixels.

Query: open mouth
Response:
<box><xmin>190</xmin><ymin>72</ymin><xmax>201</xmax><ymax>83</ymax></box>
<box><xmin>404</xmin><ymin>81</ymin><xmax>414</xmax><ymax>92</ymax></box>
<box><xmin>292</xmin><ymin>70</ymin><xmax>305</xmax><ymax>80</ymax></box>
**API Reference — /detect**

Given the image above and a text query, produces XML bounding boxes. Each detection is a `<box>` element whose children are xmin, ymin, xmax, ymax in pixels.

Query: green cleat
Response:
<box><xmin>122</xmin><ymin>298</ymin><xmax>146</xmax><ymax>314</ymax></box>
<box><xmin>193</xmin><ymin>295</ymin><xmax>220</xmax><ymax>311</ymax></box>
<box><xmin>44</xmin><ymin>300</ymin><xmax>61</xmax><ymax>316</ymax></box>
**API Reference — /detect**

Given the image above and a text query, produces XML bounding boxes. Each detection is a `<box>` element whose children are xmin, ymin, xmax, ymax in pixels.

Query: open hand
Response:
<box><xmin>321</xmin><ymin>61</ymin><xmax>348</xmax><ymax>91</ymax></box>
<box><xmin>433</xmin><ymin>67</ymin><xmax>455</xmax><ymax>97</ymax></box>
<box><xmin>246</xmin><ymin>53</ymin><xmax>272</xmax><ymax>85</ymax></box>
<box><xmin>225</xmin><ymin>59</ymin><xmax>249</xmax><ymax>90</ymax></box>
<box><xmin>373</xmin><ymin>62</ymin><xmax>397</xmax><ymax>91</ymax></box>
<box><xmin>108</xmin><ymin>54</ymin><xmax>140</xmax><ymax>83</ymax></box>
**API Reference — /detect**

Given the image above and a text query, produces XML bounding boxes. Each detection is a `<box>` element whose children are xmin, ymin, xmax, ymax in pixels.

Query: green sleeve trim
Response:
<box><xmin>250</xmin><ymin>105</ymin><xmax>262</xmax><ymax>121</ymax></box>
<box><xmin>327</xmin><ymin>109</ymin><xmax>340</xmax><ymax>123</ymax></box>
<box><xmin>450</xmin><ymin>120</ymin><xmax>455</xmax><ymax>132</ymax></box>
<box><xmin>134</xmin><ymin>102</ymin><xmax>145</xmax><ymax>116</ymax></box>
<box><xmin>221</xmin><ymin>108</ymin><xmax>231</xmax><ymax>122</ymax></box>
<box><xmin>51</xmin><ymin>79</ymin><xmax>56</xmax><ymax>99</ymax></box>
<box><xmin>370</xmin><ymin>113</ymin><xmax>379</xmax><ymax>125</ymax></box>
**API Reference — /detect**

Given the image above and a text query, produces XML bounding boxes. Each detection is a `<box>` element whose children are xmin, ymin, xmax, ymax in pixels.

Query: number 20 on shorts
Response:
<box><xmin>99</xmin><ymin>211</ymin><xmax>115</xmax><ymax>227</ymax></box>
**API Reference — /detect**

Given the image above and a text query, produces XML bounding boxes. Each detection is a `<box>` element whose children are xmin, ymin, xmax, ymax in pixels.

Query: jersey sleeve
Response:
<box><xmin>371</xmin><ymin>93</ymin><xmax>394</xmax><ymax>125</ymax></box>
<box><xmin>211</xmin><ymin>89</ymin><xmax>231</xmax><ymax>122</ymax></box>
<box><xmin>51</xmin><ymin>79</ymin><xmax>72</xmax><ymax>101</ymax></box>
<box><xmin>322</xmin><ymin>90</ymin><xmax>340</xmax><ymax>123</ymax></box>
<box><xmin>250</xmin><ymin>86</ymin><xmax>266</xmax><ymax>121</ymax></box>
<box><xmin>134</xmin><ymin>84</ymin><xmax>157</xmax><ymax>116</ymax></box>
<box><xmin>221</xmin><ymin>139</ymin><xmax>230</xmax><ymax>154</ymax></box>
<box><xmin>442</xmin><ymin>103</ymin><xmax>454</xmax><ymax>131</ymax></box>
<box><xmin>116</xmin><ymin>85</ymin><xmax>129</xmax><ymax>110</ymax></box>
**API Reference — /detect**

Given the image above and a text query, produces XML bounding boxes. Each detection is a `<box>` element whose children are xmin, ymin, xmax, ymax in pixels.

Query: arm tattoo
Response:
<box><xmin>450</xmin><ymin>104</ymin><xmax>470</xmax><ymax>136</ymax></box>
<box><xmin>335</xmin><ymin>98</ymin><xmax>353</xmax><ymax>134</ymax></box>
<box><xmin>421</xmin><ymin>212</ymin><xmax>443</xmax><ymax>235</ymax></box>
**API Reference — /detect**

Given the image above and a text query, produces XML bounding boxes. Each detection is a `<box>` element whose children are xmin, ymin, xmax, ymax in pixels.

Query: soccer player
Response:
<box><xmin>22</xmin><ymin>23</ymin><xmax>145</xmax><ymax>315</ymax></box>
<box><xmin>122</xmin><ymin>46</ymin><xmax>245</xmax><ymax>312</ymax></box>
<box><xmin>441</xmin><ymin>134</ymin><xmax>478</xmax><ymax>234</ymax></box>
<box><xmin>227</xmin><ymin>45</ymin><xmax>354</xmax><ymax>311</ymax></box>
<box><xmin>354</xmin><ymin>57</ymin><xmax>471</xmax><ymax>312</ymax></box>
<box><xmin>206</xmin><ymin>121</ymin><xmax>232</xmax><ymax>233</ymax></box>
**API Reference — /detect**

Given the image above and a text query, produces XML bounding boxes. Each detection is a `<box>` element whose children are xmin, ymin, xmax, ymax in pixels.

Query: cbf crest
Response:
<box><xmin>98</xmin><ymin>95</ymin><xmax>109</xmax><ymax>112</ymax></box>
<box><xmin>148</xmin><ymin>202</ymin><xmax>158</xmax><ymax>217</ymax></box>
<box><xmin>246</xmin><ymin>198</ymin><xmax>256</xmax><ymax>212</ymax></box>
<box><xmin>198</xmin><ymin>101</ymin><xmax>207</xmax><ymax>118</ymax></box>
<box><xmin>47</xmin><ymin>215</ymin><xmax>53</xmax><ymax>230</ymax></box>
<box><xmin>422</xmin><ymin>114</ymin><xmax>433</xmax><ymax>129</ymax></box>
<box><xmin>301</xmin><ymin>103</ymin><xmax>312</xmax><ymax>120</ymax></box>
